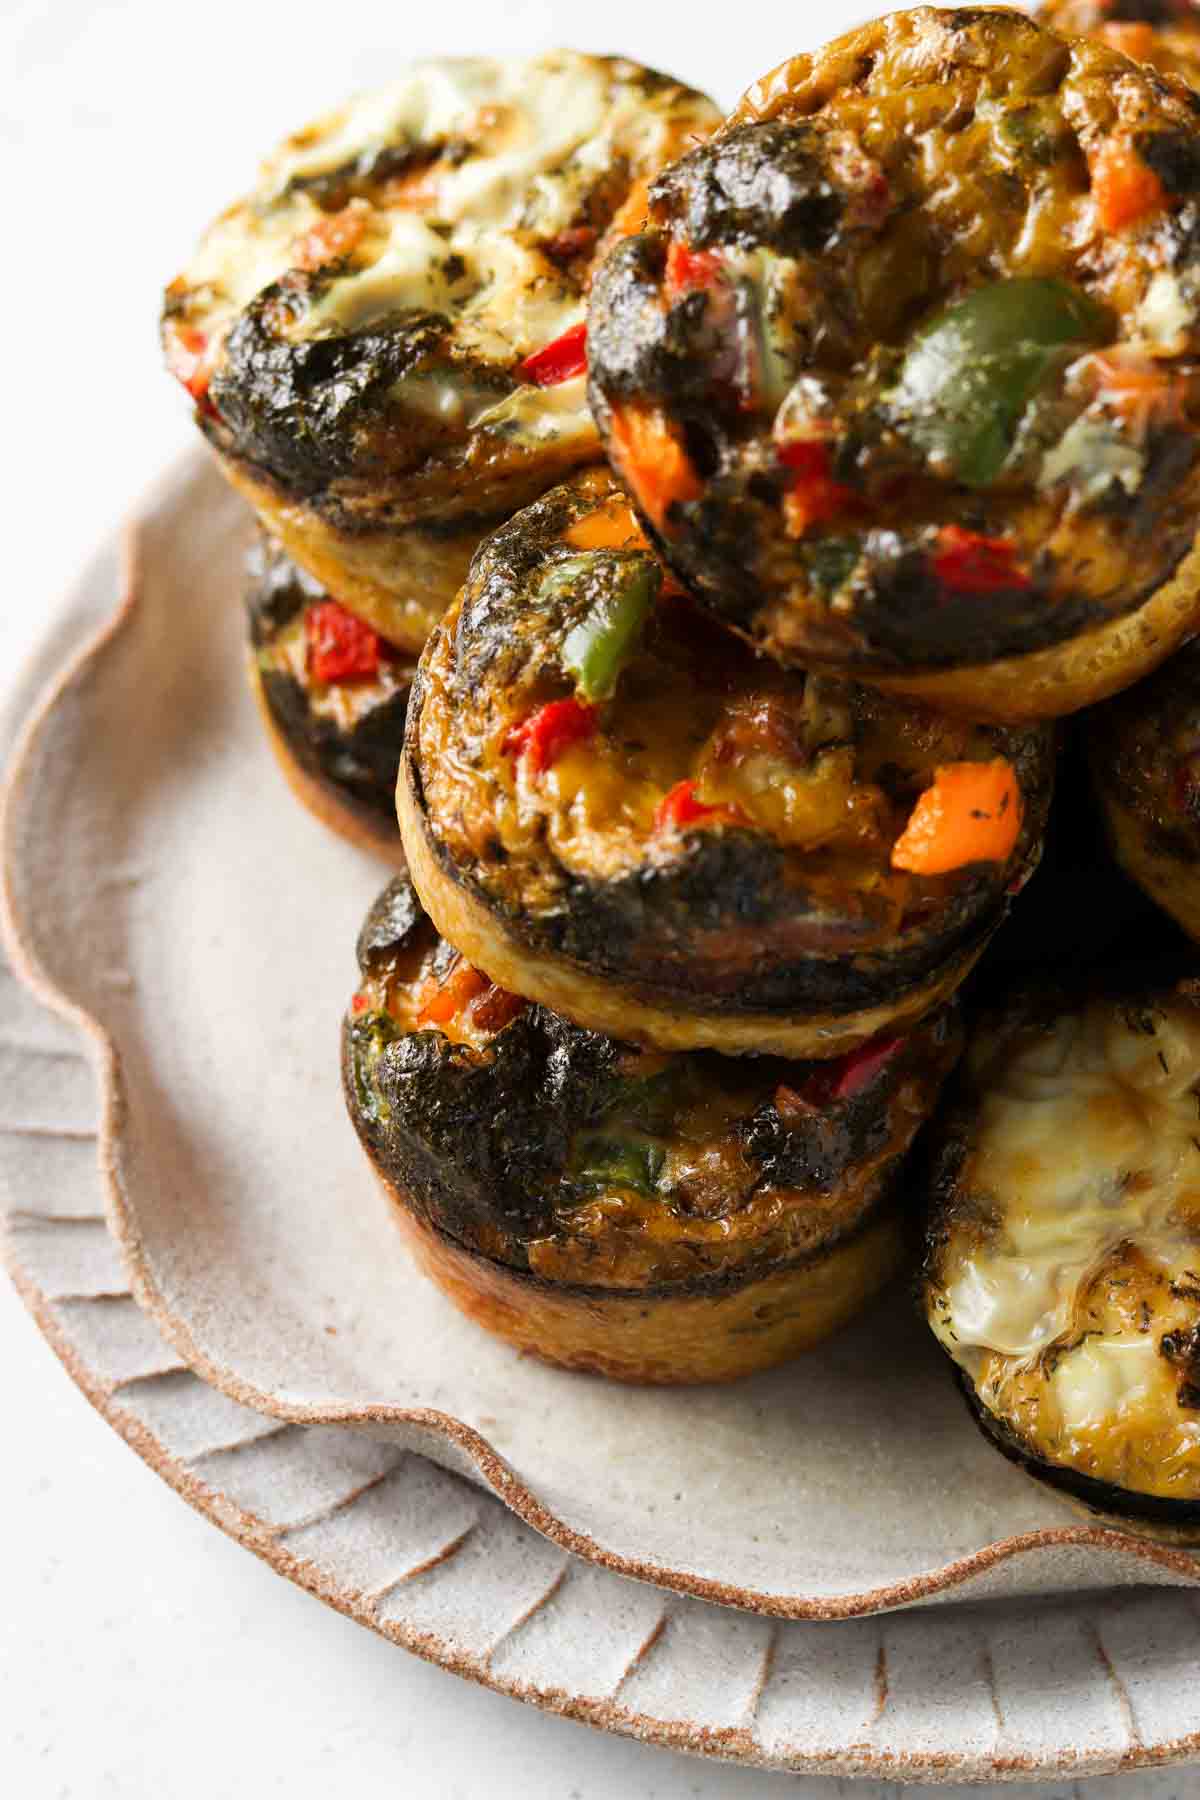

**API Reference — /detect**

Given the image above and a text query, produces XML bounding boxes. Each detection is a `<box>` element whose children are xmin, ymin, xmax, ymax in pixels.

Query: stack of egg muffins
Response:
<box><xmin>165</xmin><ymin>10</ymin><xmax>1200</xmax><ymax>1535</ymax></box>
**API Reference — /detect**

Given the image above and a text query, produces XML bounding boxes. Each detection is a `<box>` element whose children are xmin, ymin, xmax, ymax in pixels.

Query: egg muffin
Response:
<box><xmin>345</xmin><ymin>875</ymin><xmax>963</xmax><ymax>1382</ymax></box>
<box><xmin>1087</xmin><ymin>639</ymin><xmax>1200</xmax><ymax>939</ymax></box>
<box><xmin>247</xmin><ymin>537</ymin><xmax>413</xmax><ymax>861</ymax></box>
<box><xmin>399</xmin><ymin>470</ymin><xmax>1055</xmax><ymax>1057</ymax></box>
<box><xmin>164</xmin><ymin>54</ymin><xmax>720</xmax><ymax>651</ymax></box>
<box><xmin>587</xmin><ymin>7</ymin><xmax>1200</xmax><ymax>720</ymax></box>
<box><xmin>925</xmin><ymin>980</ymin><xmax>1200</xmax><ymax>1539</ymax></box>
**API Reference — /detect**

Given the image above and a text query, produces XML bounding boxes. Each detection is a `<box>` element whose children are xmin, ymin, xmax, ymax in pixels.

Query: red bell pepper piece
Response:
<box><xmin>654</xmin><ymin>780</ymin><xmax>745</xmax><ymax>834</ymax></box>
<box><xmin>655</xmin><ymin>780</ymin><xmax>721</xmax><ymax>833</ymax></box>
<box><xmin>665</xmin><ymin>241</ymin><xmax>723</xmax><ymax>297</ymax></box>
<box><xmin>777</xmin><ymin>439</ymin><xmax>836</xmax><ymax>480</ymax></box>
<box><xmin>165</xmin><ymin>323</ymin><xmax>218</xmax><ymax>419</ymax></box>
<box><xmin>503</xmin><ymin>698</ymin><xmax>598</xmax><ymax>773</ymax></box>
<box><xmin>828</xmin><ymin>1036</ymin><xmax>904</xmax><ymax>1101</ymax></box>
<box><xmin>778</xmin><ymin>438</ymin><xmax>858</xmax><ymax>537</ymax></box>
<box><xmin>305</xmin><ymin>601</ymin><xmax>383</xmax><ymax>684</ymax></box>
<box><xmin>776</xmin><ymin>1036</ymin><xmax>904</xmax><ymax>1119</ymax></box>
<box><xmin>350</xmin><ymin>991</ymin><xmax>371</xmax><ymax>1015</ymax></box>
<box><xmin>933</xmin><ymin>526</ymin><xmax>1031</xmax><ymax>596</ymax></box>
<box><xmin>516</xmin><ymin>321</ymin><xmax>588</xmax><ymax>387</ymax></box>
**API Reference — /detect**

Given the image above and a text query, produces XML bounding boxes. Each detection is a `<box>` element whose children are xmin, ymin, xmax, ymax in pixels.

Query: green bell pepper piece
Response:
<box><xmin>542</xmin><ymin>552</ymin><xmax>661</xmax><ymax>701</ymax></box>
<box><xmin>570</xmin><ymin>1131</ymin><xmax>666</xmax><ymax>1196</ymax></box>
<box><xmin>605</xmin><ymin>1060</ymin><xmax>693</xmax><ymax>1132</ymax></box>
<box><xmin>890</xmin><ymin>277</ymin><xmax>1112</xmax><ymax>488</ymax></box>
<box><xmin>346</xmin><ymin>1011</ymin><xmax>399</xmax><ymax>1127</ymax></box>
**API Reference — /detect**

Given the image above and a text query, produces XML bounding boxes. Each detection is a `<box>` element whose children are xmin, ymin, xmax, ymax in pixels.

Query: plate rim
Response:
<box><xmin>11</xmin><ymin>1243</ymin><xmax>1200</xmax><ymax>1788</ymax></box>
<box><xmin>6</xmin><ymin>446</ymin><xmax>1200</xmax><ymax>1627</ymax></box>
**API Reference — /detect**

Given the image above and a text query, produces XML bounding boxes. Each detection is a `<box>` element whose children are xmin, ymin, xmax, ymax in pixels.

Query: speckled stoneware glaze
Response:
<box><xmin>5</xmin><ymin>455</ymin><xmax>1200</xmax><ymax>1781</ymax></box>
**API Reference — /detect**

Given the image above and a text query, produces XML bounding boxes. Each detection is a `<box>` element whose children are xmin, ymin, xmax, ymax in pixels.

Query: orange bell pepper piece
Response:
<box><xmin>1097</xmin><ymin>23</ymin><xmax>1157</xmax><ymax>62</ymax></box>
<box><xmin>607</xmin><ymin>404</ymin><xmax>702</xmax><ymax>532</ymax></box>
<box><xmin>1091</xmin><ymin>138</ymin><xmax>1166</xmax><ymax>233</ymax></box>
<box><xmin>417</xmin><ymin>961</ymin><xmax>490</xmax><ymax>1027</ymax></box>
<box><xmin>564</xmin><ymin>498</ymin><xmax>654</xmax><ymax>553</ymax></box>
<box><xmin>604</xmin><ymin>177</ymin><xmax>652</xmax><ymax>245</ymax></box>
<box><xmin>892</xmin><ymin>760</ymin><xmax>1023</xmax><ymax>875</ymax></box>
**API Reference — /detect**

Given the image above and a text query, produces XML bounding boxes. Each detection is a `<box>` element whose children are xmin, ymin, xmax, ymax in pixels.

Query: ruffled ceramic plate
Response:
<box><xmin>6</xmin><ymin>453</ymin><xmax>1200</xmax><ymax>1781</ymax></box>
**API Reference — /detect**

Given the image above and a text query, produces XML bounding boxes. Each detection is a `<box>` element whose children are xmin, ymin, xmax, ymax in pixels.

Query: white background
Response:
<box><xmin>2</xmin><ymin>3</ymin><xmax>1198</xmax><ymax>1794</ymax></box>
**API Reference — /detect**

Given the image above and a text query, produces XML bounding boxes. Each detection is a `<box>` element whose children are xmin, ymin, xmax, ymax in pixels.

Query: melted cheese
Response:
<box><xmin>1138</xmin><ymin>270</ymin><xmax>1195</xmax><ymax>358</ymax></box>
<box><xmin>1040</xmin><ymin>417</ymin><xmax>1145</xmax><ymax>503</ymax></box>
<box><xmin>265</xmin><ymin>57</ymin><xmax>613</xmax><ymax>205</ymax></box>
<box><xmin>180</xmin><ymin>203</ymin><xmax>308</xmax><ymax>323</ymax></box>
<box><xmin>310</xmin><ymin>232</ymin><xmax>585</xmax><ymax>368</ymax></box>
<box><xmin>304</xmin><ymin>214</ymin><xmax>463</xmax><ymax>332</ymax></box>
<box><xmin>1049</xmin><ymin>1336</ymin><xmax>1163</xmax><ymax>1436</ymax></box>
<box><xmin>929</xmin><ymin>994</ymin><xmax>1200</xmax><ymax>1495</ymax></box>
<box><xmin>175</xmin><ymin>53</ymin><xmax>719</xmax><ymax>442</ymax></box>
<box><xmin>469</xmin><ymin>372</ymin><xmax>592</xmax><ymax>446</ymax></box>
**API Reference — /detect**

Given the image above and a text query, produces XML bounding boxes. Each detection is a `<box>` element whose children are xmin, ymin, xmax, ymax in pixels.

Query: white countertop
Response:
<box><xmin>3</xmin><ymin>4</ymin><xmax>1198</xmax><ymax>1793</ymax></box>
